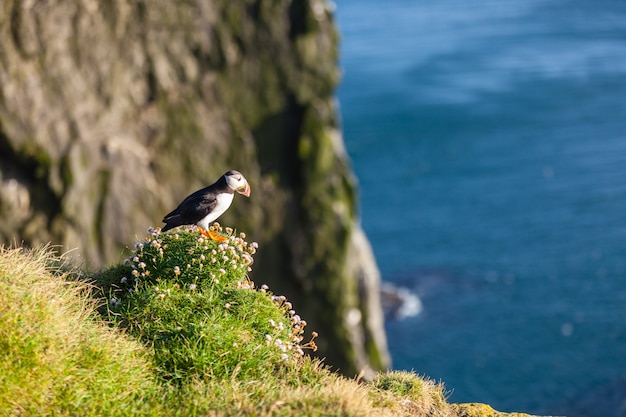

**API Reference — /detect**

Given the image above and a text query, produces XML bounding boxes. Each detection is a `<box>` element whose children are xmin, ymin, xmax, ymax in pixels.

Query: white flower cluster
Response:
<box><xmin>263</xmin><ymin>285</ymin><xmax>318</xmax><ymax>360</ymax></box>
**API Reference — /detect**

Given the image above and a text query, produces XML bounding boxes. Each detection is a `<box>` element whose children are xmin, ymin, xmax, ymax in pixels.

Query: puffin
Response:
<box><xmin>161</xmin><ymin>170</ymin><xmax>251</xmax><ymax>240</ymax></box>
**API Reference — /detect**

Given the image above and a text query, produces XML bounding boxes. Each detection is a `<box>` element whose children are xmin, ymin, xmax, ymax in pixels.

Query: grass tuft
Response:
<box><xmin>372</xmin><ymin>371</ymin><xmax>453</xmax><ymax>416</ymax></box>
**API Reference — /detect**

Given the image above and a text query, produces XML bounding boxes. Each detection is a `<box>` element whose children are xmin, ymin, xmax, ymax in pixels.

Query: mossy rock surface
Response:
<box><xmin>452</xmin><ymin>403</ymin><xmax>554</xmax><ymax>417</ymax></box>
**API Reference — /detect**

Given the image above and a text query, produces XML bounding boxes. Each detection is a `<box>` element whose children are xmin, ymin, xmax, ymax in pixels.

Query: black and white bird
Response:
<box><xmin>161</xmin><ymin>170</ymin><xmax>251</xmax><ymax>240</ymax></box>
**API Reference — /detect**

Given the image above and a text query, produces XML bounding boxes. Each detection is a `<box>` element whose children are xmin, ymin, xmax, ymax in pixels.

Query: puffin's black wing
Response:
<box><xmin>161</xmin><ymin>187</ymin><xmax>217</xmax><ymax>232</ymax></box>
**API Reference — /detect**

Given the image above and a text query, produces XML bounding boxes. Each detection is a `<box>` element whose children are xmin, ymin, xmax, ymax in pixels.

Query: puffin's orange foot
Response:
<box><xmin>207</xmin><ymin>230</ymin><xmax>228</xmax><ymax>242</ymax></box>
<box><xmin>197</xmin><ymin>226</ymin><xmax>228</xmax><ymax>242</ymax></box>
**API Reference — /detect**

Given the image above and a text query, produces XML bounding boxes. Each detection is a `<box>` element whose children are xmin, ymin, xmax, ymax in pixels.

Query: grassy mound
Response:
<box><xmin>0</xmin><ymin>224</ymin><xmax>535</xmax><ymax>416</ymax></box>
<box><xmin>97</xmin><ymin>225</ymin><xmax>316</xmax><ymax>384</ymax></box>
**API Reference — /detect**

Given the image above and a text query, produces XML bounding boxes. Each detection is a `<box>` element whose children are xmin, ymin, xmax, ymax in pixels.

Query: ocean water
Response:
<box><xmin>335</xmin><ymin>0</ymin><xmax>626</xmax><ymax>415</ymax></box>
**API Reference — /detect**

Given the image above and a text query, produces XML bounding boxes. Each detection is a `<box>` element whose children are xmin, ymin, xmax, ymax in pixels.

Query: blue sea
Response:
<box><xmin>335</xmin><ymin>0</ymin><xmax>626</xmax><ymax>415</ymax></box>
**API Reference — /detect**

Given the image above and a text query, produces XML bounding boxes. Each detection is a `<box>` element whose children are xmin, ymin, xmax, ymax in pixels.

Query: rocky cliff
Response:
<box><xmin>0</xmin><ymin>0</ymin><xmax>389</xmax><ymax>375</ymax></box>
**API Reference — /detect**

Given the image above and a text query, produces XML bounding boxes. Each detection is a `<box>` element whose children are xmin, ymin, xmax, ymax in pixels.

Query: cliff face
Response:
<box><xmin>0</xmin><ymin>0</ymin><xmax>389</xmax><ymax>374</ymax></box>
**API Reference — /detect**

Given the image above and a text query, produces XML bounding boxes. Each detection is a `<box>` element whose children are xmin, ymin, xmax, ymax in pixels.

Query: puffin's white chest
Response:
<box><xmin>197</xmin><ymin>193</ymin><xmax>234</xmax><ymax>230</ymax></box>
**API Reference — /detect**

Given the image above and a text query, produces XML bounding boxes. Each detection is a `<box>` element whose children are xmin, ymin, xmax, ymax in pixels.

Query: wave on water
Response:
<box><xmin>380</xmin><ymin>282</ymin><xmax>423</xmax><ymax>319</ymax></box>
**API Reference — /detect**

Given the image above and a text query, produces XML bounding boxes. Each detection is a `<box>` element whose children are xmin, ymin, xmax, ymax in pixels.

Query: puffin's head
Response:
<box><xmin>224</xmin><ymin>170</ymin><xmax>251</xmax><ymax>197</ymax></box>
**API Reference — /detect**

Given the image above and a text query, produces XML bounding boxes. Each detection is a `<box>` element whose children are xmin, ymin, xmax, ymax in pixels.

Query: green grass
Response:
<box><xmin>0</xmin><ymin>224</ymin><xmax>530</xmax><ymax>416</ymax></box>
<box><xmin>97</xmin><ymin>225</ymin><xmax>318</xmax><ymax>384</ymax></box>
<box><xmin>0</xmin><ymin>246</ymin><xmax>156</xmax><ymax>417</ymax></box>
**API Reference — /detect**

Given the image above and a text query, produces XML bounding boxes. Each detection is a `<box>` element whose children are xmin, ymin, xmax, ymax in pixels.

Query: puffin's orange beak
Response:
<box><xmin>237</xmin><ymin>180</ymin><xmax>251</xmax><ymax>197</ymax></box>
